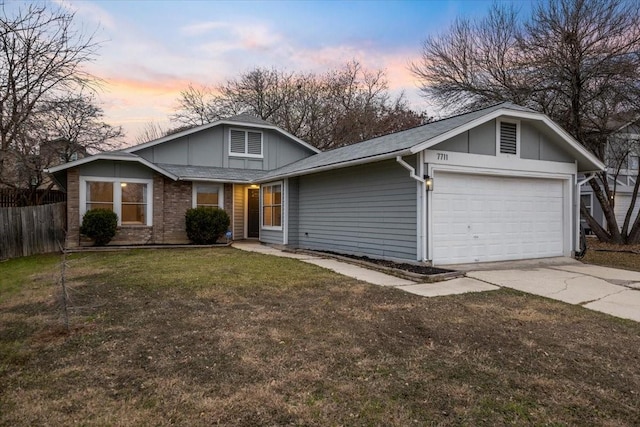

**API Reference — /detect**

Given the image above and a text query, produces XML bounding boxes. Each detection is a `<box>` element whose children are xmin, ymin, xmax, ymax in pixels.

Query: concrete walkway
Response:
<box><xmin>232</xmin><ymin>242</ymin><xmax>498</xmax><ymax>296</ymax></box>
<box><xmin>232</xmin><ymin>242</ymin><xmax>640</xmax><ymax>322</ymax></box>
<box><xmin>469</xmin><ymin>264</ymin><xmax>640</xmax><ymax>322</ymax></box>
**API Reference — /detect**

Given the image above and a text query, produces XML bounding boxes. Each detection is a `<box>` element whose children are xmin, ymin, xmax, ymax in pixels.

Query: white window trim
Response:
<box><xmin>79</xmin><ymin>176</ymin><xmax>153</xmax><ymax>227</ymax></box>
<box><xmin>260</xmin><ymin>181</ymin><xmax>283</xmax><ymax>231</ymax></box>
<box><xmin>496</xmin><ymin>118</ymin><xmax>520</xmax><ymax>157</ymax></box>
<box><xmin>580</xmin><ymin>192</ymin><xmax>594</xmax><ymax>216</ymax></box>
<box><xmin>228</xmin><ymin>128</ymin><xmax>264</xmax><ymax>158</ymax></box>
<box><xmin>629</xmin><ymin>153</ymin><xmax>639</xmax><ymax>171</ymax></box>
<box><xmin>191</xmin><ymin>183</ymin><xmax>224</xmax><ymax>209</ymax></box>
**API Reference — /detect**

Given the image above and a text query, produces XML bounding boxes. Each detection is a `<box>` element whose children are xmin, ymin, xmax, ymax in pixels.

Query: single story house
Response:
<box><xmin>48</xmin><ymin>103</ymin><xmax>604</xmax><ymax>265</ymax></box>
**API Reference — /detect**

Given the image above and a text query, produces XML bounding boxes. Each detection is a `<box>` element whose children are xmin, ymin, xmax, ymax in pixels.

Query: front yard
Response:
<box><xmin>1</xmin><ymin>248</ymin><xmax>640</xmax><ymax>425</ymax></box>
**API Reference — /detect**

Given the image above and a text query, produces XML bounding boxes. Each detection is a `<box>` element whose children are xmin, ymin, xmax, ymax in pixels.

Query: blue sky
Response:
<box><xmin>46</xmin><ymin>0</ymin><xmax>534</xmax><ymax>141</ymax></box>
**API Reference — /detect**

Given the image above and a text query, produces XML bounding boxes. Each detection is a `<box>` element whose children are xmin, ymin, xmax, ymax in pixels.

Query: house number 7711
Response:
<box><xmin>437</xmin><ymin>153</ymin><xmax>449</xmax><ymax>161</ymax></box>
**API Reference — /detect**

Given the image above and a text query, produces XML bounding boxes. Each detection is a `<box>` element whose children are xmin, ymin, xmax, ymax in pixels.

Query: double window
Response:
<box><xmin>229</xmin><ymin>129</ymin><xmax>263</xmax><ymax>157</ymax></box>
<box><xmin>262</xmin><ymin>182</ymin><xmax>282</xmax><ymax>229</ymax></box>
<box><xmin>193</xmin><ymin>184</ymin><xmax>223</xmax><ymax>209</ymax></box>
<box><xmin>82</xmin><ymin>178</ymin><xmax>152</xmax><ymax>226</ymax></box>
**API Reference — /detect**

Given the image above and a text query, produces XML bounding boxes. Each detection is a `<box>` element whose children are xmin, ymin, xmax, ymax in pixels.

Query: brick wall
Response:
<box><xmin>152</xmin><ymin>175</ymin><xmax>165</xmax><ymax>243</ymax></box>
<box><xmin>68</xmin><ymin>172</ymin><xmax>236</xmax><ymax>246</ymax></box>
<box><xmin>162</xmin><ymin>179</ymin><xmax>192</xmax><ymax>243</ymax></box>
<box><xmin>66</xmin><ymin>168</ymin><xmax>80</xmax><ymax>247</ymax></box>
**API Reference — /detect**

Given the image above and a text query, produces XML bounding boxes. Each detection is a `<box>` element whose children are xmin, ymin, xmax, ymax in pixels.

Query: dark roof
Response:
<box><xmin>156</xmin><ymin>164</ymin><xmax>267</xmax><ymax>183</ymax></box>
<box><xmin>260</xmin><ymin>102</ymin><xmax>536</xmax><ymax>180</ymax></box>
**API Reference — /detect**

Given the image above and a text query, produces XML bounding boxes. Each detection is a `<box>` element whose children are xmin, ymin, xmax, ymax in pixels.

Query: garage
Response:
<box><xmin>431</xmin><ymin>171</ymin><xmax>568</xmax><ymax>265</ymax></box>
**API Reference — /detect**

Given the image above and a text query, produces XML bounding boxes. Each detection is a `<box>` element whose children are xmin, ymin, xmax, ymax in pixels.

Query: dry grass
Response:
<box><xmin>582</xmin><ymin>238</ymin><xmax>640</xmax><ymax>272</ymax></box>
<box><xmin>2</xmin><ymin>247</ymin><xmax>640</xmax><ymax>426</ymax></box>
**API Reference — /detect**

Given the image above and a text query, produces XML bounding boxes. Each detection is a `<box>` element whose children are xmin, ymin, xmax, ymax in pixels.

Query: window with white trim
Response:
<box><xmin>229</xmin><ymin>129</ymin><xmax>263</xmax><ymax>157</ymax></box>
<box><xmin>193</xmin><ymin>184</ymin><xmax>223</xmax><ymax>209</ymax></box>
<box><xmin>580</xmin><ymin>193</ymin><xmax>593</xmax><ymax>216</ymax></box>
<box><xmin>262</xmin><ymin>182</ymin><xmax>282</xmax><ymax>228</ymax></box>
<box><xmin>629</xmin><ymin>154</ymin><xmax>639</xmax><ymax>170</ymax></box>
<box><xmin>497</xmin><ymin>119</ymin><xmax>520</xmax><ymax>156</ymax></box>
<box><xmin>81</xmin><ymin>178</ymin><xmax>152</xmax><ymax>226</ymax></box>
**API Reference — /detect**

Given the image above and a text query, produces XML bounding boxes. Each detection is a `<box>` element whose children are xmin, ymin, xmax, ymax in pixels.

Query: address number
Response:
<box><xmin>437</xmin><ymin>153</ymin><xmax>449</xmax><ymax>161</ymax></box>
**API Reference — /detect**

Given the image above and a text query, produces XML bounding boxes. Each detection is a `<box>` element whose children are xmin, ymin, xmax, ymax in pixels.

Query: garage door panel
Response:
<box><xmin>432</xmin><ymin>172</ymin><xmax>566</xmax><ymax>264</ymax></box>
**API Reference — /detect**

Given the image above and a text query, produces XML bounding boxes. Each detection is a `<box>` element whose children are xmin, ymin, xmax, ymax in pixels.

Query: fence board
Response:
<box><xmin>0</xmin><ymin>202</ymin><xmax>66</xmax><ymax>259</ymax></box>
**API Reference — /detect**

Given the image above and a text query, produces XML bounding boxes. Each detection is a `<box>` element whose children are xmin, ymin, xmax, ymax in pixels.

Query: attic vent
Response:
<box><xmin>499</xmin><ymin>121</ymin><xmax>518</xmax><ymax>155</ymax></box>
<box><xmin>247</xmin><ymin>131</ymin><xmax>262</xmax><ymax>155</ymax></box>
<box><xmin>230</xmin><ymin>130</ymin><xmax>245</xmax><ymax>154</ymax></box>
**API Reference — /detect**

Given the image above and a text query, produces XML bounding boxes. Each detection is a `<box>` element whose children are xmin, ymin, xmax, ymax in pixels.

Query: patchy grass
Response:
<box><xmin>583</xmin><ymin>238</ymin><xmax>640</xmax><ymax>272</ymax></box>
<box><xmin>0</xmin><ymin>253</ymin><xmax>60</xmax><ymax>303</ymax></box>
<box><xmin>1</xmin><ymin>247</ymin><xmax>640</xmax><ymax>426</ymax></box>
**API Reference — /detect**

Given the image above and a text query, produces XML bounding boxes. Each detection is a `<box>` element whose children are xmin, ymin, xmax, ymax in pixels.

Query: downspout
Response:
<box><xmin>396</xmin><ymin>156</ymin><xmax>425</xmax><ymax>183</ymax></box>
<box><xmin>575</xmin><ymin>173</ymin><xmax>596</xmax><ymax>257</ymax></box>
<box><xmin>397</xmin><ymin>155</ymin><xmax>427</xmax><ymax>262</ymax></box>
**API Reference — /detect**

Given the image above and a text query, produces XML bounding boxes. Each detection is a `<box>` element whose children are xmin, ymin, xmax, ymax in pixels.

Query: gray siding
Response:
<box><xmin>430</xmin><ymin>119</ymin><xmax>574</xmax><ymax>163</ymax></box>
<box><xmin>79</xmin><ymin>160</ymin><xmax>153</xmax><ymax>178</ymax></box>
<box><xmin>432</xmin><ymin>120</ymin><xmax>496</xmax><ymax>156</ymax></box>
<box><xmin>132</xmin><ymin>125</ymin><xmax>314</xmax><ymax>171</ymax></box>
<box><xmin>520</xmin><ymin>122</ymin><xmax>574</xmax><ymax>163</ymax></box>
<box><xmin>233</xmin><ymin>184</ymin><xmax>245</xmax><ymax>239</ymax></box>
<box><xmin>287</xmin><ymin>178</ymin><xmax>300</xmax><ymax>246</ymax></box>
<box><xmin>260</xmin><ymin>229</ymin><xmax>283</xmax><ymax>245</ymax></box>
<box><xmin>296</xmin><ymin>159</ymin><xmax>418</xmax><ymax>261</ymax></box>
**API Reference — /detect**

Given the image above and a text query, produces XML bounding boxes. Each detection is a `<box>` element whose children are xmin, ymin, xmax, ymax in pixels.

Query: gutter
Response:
<box><xmin>257</xmin><ymin>149</ymin><xmax>413</xmax><ymax>182</ymax></box>
<box><xmin>395</xmin><ymin>156</ymin><xmax>426</xmax><ymax>183</ymax></box>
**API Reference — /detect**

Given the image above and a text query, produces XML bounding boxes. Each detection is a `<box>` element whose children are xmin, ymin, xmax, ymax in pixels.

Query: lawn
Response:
<box><xmin>1</xmin><ymin>247</ymin><xmax>640</xmax><ymax>426</ymax></box>
<box><xmin>582</xmin><ymin>238</ymin><xmax>640</xmax><ymax>272</ymax></box>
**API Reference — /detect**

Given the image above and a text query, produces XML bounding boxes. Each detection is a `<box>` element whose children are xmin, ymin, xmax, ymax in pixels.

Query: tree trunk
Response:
<box><xmin>589</xmin><ymin>177</ymin><xmax>624</xmax><ymax>243</ymax></box>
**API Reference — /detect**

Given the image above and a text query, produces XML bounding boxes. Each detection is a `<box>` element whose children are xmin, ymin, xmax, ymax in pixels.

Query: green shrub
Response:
<box><xmin>80</xmin><ymin>209</ymin><xmax>118</xmax><ymax>246</ymax></box>
<box><xmin>185</xmin><ymin>207</ymin><xmax>230</xmax><ymax>244</ymax></box>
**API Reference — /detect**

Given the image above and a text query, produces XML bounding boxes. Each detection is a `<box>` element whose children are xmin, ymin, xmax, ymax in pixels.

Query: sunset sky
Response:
<box><xmin>45</xmin><ymin>0</ymin><xmax>533</xmax><ymax>144</ymax></box>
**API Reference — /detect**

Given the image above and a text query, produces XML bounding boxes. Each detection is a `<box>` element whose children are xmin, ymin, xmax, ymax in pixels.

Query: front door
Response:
<box><xmin>247</xmin><ymin>188</ymin><xmax>260</xmax><ymax>238</ymax></box>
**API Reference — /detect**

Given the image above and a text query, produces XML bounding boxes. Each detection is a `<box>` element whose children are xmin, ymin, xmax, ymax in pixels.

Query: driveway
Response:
<box><xmin>466</xmin><ymin>261</ymin><xmax>640</xmax><ymax>322</ymax></box>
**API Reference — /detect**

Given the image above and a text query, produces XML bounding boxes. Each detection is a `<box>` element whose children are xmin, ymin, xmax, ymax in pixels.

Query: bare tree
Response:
<box><xmin>0</xmin><ymin>2</ymin><xmax>99</xmax><ymax>188</ymax></box>
<box><xmin>411</xmin><ymin>0</ymin><xmax>640</xmax><ymax>244</ymax></box>
<box><xmin>134</xmin><ymin>121</ymin><xmax>167</xmax><ymax>144</ymax></box>
<box><xmin>172</xmin><ymin>61</ymin><xmax>429</xmax><ymax>150</ymax></box>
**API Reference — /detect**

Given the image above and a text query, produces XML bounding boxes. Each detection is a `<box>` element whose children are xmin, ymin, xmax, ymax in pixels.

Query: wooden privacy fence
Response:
<box><xmin>0</xmin><ymin>188</ymin><xmax>66</xmax><ymax>207</ymax></box>
<box><xmin>0</xmin><ymin>202</ymin><xmax>66</xmax><ymax>260</ymax></box>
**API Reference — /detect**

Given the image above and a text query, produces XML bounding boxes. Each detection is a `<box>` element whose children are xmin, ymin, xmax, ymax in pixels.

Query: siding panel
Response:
<box><xmin>297</xmin><ymin>159</ymin><xmax>418</xmax><ymax>261</ymax></box>
<box><xmin>233</xmin><ymin>184</ymin><xmax>245</xmax><ymax>239</ymax></box>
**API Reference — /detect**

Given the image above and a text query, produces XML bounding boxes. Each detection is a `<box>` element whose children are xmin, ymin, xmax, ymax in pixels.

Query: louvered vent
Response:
<box><xmin>230</xmin><ymin>130</ymin><xmax>245</xmax><ymax>153</ymax></box>
<box><xmin>247</xmin><ymin>131</ymin><xmax>262</xmax><ymax>155</ymax></box>
<box><xmin>500</xmin><ymin>122</ymin><xmax>517</xmax><ymax>155</ymax></box>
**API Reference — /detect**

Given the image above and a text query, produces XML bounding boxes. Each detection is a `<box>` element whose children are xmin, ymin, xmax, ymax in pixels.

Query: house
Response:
<box><xmin>47</xmin><ymin>114</ymin><xmax>320</xmax><ymax>246</ymax></box>
<box><xmin>580</xmin><ymin>118</ymin><xmax>639</xmax><ymax>233</ymax></box>
<box><xmin>48</xmin><ymin>103</ymin><xmax>604</xmax><ymax>265</ymax></box>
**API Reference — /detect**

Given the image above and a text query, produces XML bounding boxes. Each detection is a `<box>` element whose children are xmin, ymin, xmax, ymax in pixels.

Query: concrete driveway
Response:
<box><xmin>465</xmin><ymin>260</ymin><xmax>640</xmax><ymax>322</ymax></box>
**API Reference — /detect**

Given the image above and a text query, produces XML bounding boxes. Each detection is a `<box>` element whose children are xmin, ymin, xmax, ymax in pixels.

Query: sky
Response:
<box><xmin>40</xmin><ymin>0</ymin><xmax>534</xmax><ymax>143</ymax></box>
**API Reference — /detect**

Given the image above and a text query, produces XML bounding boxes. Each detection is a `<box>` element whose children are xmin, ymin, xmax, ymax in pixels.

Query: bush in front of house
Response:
<box><xmin>185</xmin><ymin>207</ymin><xmax>230</xmax><ymax>244</ymax></box>
<box><xmin>80</xmin><ymin>208</ymin><xmax>118</xmax><ymax>246</ymax></box>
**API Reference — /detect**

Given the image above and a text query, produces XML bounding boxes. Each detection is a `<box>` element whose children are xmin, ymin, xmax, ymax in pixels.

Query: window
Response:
<box><xmin>120</xmin><ymin>182</ymin><xmax>147</xmax><ymax>224</ymax></box>
<box><xmin>581</xmin><ymin>193</ymin><xmax>593</xmax><ymax>215</ymax></box>
<box><xmin>193</xmin><ymin>184</ymin><xmax>223</xmax><ymax>209</ymax></box>
<box><xmin>229</xmin><ymin>129</ymin><xmax>263</xmax><ymax>157</ymax></box>
<box><xmin>262</xmin><ymin>182</ymin><xmax>282</xmax><ymax>228</ymax></box>
<box><xmin>81</xmin><ymin>178</ymin><xmax>152</xmax><ymax>226</ymax></box>
<box><xmin>629</xmin><ymin>154</ymin><xmax>639</xmax><ymax>170</ymax></box>
<box><xmin>86</xmin><ymin>181</ymin><xmax>113</xmax><ymax>211</ymax></box>
<box><xmin>497</xmin><ymin>119</ymin><xmax>519</xmax><ymax>156</ymax></box>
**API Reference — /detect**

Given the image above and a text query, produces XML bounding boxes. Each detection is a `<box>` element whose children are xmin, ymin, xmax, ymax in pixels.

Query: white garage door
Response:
<box><xmin>432</xmin><ymin>172</ymin><xmax>566</xmax><ymax>265</ymax></box>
